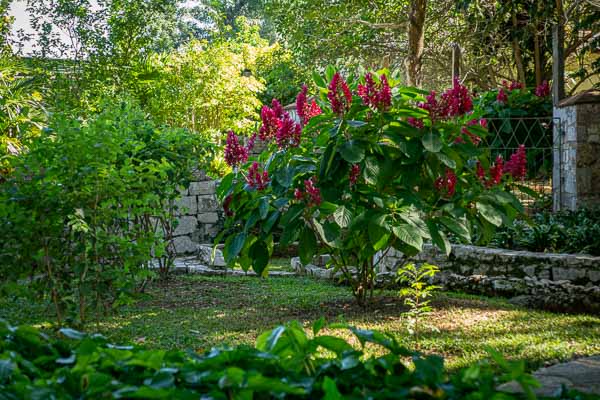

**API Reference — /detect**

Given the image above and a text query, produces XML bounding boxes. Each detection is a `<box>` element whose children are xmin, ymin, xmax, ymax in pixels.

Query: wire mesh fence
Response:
<box><xmin>484</xmin><ymin>117</ymin><xmax>559</xmax><ymax>212</ymax></box>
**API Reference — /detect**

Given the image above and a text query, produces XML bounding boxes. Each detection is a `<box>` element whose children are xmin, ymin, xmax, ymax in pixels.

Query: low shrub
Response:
<box><xmin>2</xmin><ymin>319</ymin><xmax>585</xmax><ymax>399</ymax></box>
<box><xmin>492</xmin><ymin>208</ymin><xmax>600</xmax><ymax>256</ymax></box>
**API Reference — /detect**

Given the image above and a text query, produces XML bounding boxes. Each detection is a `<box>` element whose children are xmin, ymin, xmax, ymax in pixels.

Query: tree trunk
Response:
<box><xmin>405</xmin><ymin>0</ymin><xmax>427</xmax><ymax>87</ymax></box>
<box><xmin>511</xmin><ymin>13</ymin><xmax>526</xmax><ymax>84</ymax></box>
<box><xmin>552</xmin><ymin>0</ymin><xmax>565</xmax><ymax>104</ymax></box>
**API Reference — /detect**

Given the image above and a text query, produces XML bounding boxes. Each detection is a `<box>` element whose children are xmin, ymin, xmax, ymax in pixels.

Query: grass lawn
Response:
<box><xmin>2</xmin><ymin>273</ymin><xmax>599</xmax><ymax>371</ymax></box>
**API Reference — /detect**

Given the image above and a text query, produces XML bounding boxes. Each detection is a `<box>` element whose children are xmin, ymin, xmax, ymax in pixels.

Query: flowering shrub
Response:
<box><xmin>217</xmin><ymin>70</ymin><xmax>524</xmax><ymax>305</ymax></box>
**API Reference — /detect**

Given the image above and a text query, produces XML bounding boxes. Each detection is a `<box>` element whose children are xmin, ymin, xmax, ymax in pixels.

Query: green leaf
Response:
<box><xmin>258</xmin><ymin>197</ymin><xmax>269</xmax><ymax>219</ymax></box>
<box><xmin>263</xmin><ymin>211</ymin><xmax>280</xmax><ymax>234</ymax></box>
<box><xmin>224</xmin><ymin>232</ymin><xmax>246</xmax><ymax>263</ymax></box>
<box><xmin>347</xmin><ymin>120</ymin><xmax>367</xmax><ymax>128</ymax></box>
<box><xmin>313</xmin><ymin>336</ymin><xmax>353</xmax><ymax>355</ymax></box>
<box><xmin>249</xmin><ymin>240</ymin><xmax>270</xmax><ymax>277</ymax></box>
<box><xmin>325</xmin><ymin>65</ymin><xmax>336</xmax><ymax>82</ymax></box>
<box><xmin>312</xmin><ymin>317</ymin><xmax>326</xmax><ymax>335</ymax></box>
<box><xmin>60</xmin><ymin>328</ymin><xmax>85</xmax><ymax>340</ymax></box>
<box><xmin>312</xmin><ymin>72</ymin><xmax>327</xmax><ymax>88</ymax></box>
<box><xmin>0</xmin><ymin>360</ymin><xmax>14</xmax><ymax>381</ymax></box>
<box><xmin>422</xmin><ymin>130</ymin><xmax>442</xmax><ymax>153</ymax></box>
<box><xmin>322</xmin><ymin>376</ymin><xmax>343</xmax><ymax>400</ymax></box>
<box><xmin>439</xmin><ymin>216</ymin><xmax>471</xmax><ymax>242</ymax></box>
<box><xmin>392</xmin><ymin>224</ymin><xmax>423</xmax><ymax>252</ymax></box>
<box><xmin>299</xmin><ymin>226</ymin><xmax>317</xmax><ymax>265</ymax></box>
<box><xmin>368</xmin><ymin>214</ymin><xmax>390</xmax><ymax>251</ymax></box>
<box><xmin>333</xmin><ymin>206</ymin><xmax>352</xmax><ymax>228</ymax></box>
<box><xmin>436</xmin><ymin>152</ymin><xmax>457</xmax><ymax>169</ymax></box>
<box><xmin>426</xmin><ymin>220</ymin><xmax>451</xmax><ymax>256</ymax></box>
<box><xmin>476</xmin><ymin>202</ymin><xmax>503</xmax><ymax>227</ymax></box>
<box><xmin>339</xmin><ymin>140</ymin><xmax>365</xmax><ymax>163</ymax></box>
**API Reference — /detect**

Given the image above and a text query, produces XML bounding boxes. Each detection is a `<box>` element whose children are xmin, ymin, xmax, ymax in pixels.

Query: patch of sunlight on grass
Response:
<box><xmin>2</xmin><ymin>274</ymin><xmax>599</xmax><ymax>371</ymax></box>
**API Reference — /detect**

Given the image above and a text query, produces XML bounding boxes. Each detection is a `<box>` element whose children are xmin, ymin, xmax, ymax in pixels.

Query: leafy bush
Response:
<box><xmin>0</xmin><ymin>101</ymin><xmax>211</xmax><ymax>325</ymax></box>
<box><xmin>0</xmin><ymin>319</ymin><xmax>565</xmax><ymax>399</ymax></box>
<box><xmin>492</xmin><ymin>208</ymin><xmax>600</xmax><ymax>256</ymax></box>
<box><xmin>217</xmin><ymin>70</ymin><xmax>524</xmax><ymax>305</ymax></box>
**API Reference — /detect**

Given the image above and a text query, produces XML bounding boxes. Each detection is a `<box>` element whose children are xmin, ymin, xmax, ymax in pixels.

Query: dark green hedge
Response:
<box><xmin>0</xmin><ymin>319</ymin><xmax>592</xmax><ymax>399</ymax></box>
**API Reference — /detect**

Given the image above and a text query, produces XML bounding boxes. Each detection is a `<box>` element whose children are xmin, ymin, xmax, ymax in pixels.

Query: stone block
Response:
<box><xmin>198</xmin><ymin>212</ymin><xmax>219</xmax><ymax>224</ymax></box>
<box><xmin>198</xmin><ymin>195</ymin><xmax>219</xmax><ymax>212</ymax></box>
<box><xmin>175</xmin><ymin>196</ymin><xmax>197</xmax><ymax>216</ymax></box>
<box><xmin>174</xmin><ymin>216</ymin><xmax>197</xmax><ymax>236</ymax></box>
<box><xmin>189</xmin><ymin>180</ymin><xmax>216</xmax><ymax>196</ymax></box>
<box><xmin>173</xmin><ymin>236</ymin><xmax>197</xmax><ymax>254</ymax></box>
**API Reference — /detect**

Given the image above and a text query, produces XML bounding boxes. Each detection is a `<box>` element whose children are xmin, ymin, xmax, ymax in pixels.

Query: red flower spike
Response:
<box><xmin>224</xmin><ymin>130</ymin><xmax>248</xmax><ymax>167</ymax></box>
<box><xmin>407</xmin><ymin>117</ymin><xmax>424</xmax><ymax>129</ymax></box>
<box><xmin>327</xmin><ymin>72</ymin><xmax>352</xmax><ymax>116</ymax></box>
<box><xmin>296</xmin><ymin>85</ymin><xmax>322</xmax><ymax>125</ymax></box>
<box><xmin>435</xmin><ymin>169</ymin><xmax>457</xmax><ymax>197</ymax></box>
<box><xmin>259</xmin><ymin>99</ymin><xmax>284</xmax><ymax>141</ymax></box>
<box><xmin>534</xmin><ymin>80</ymin><xmax>550</xmax><ymax>97</ymax></box>
<box><xmin>504</xmin><ymin>145</ymin><xmax>527</xmax><ymax>180</ymax></box>
<box><xmin>349</xmin><ymin>164</ymin><xmax>360</xmax><ymax>186</ymax></box>
<box><xmin>276</xmin><ymin>112</ymin><xmax>302</xmax><ymax>149</ymax></box>
<box><xmin>357</xmin><ymin>73</ymin><xmax>392</xmax><ymax>111</ymax></box>
<box><xmin>246</xmin><ymin>162</ymin><xmax>270</xmax><ymax>190</ymax></box>
<box><xmin>497</xmin><ymin>88</ymin><xmax>508</xmax><ymax>104</ymax></box>
<box><xmin>440</xmin><ymin>77</ymin><xmax>473</xmax><ymax>118</ymax></box>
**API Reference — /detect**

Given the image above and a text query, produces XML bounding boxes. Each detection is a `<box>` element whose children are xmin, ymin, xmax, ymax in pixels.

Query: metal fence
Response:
<box><xmin>484</xmin><ymin>117</ymin><xmax>560</xmax><ymax>212</ymax></box>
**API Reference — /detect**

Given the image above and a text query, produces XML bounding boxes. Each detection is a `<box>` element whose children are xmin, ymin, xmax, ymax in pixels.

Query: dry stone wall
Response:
<box><xmin>172</xmin><ymin>170</ymin><xmax>224</xmax><ymax>254</ymax></box>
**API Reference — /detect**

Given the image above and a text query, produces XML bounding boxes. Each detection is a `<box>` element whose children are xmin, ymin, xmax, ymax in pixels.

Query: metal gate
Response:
<box><xmin>484</xmin><ymin>117</ymin><xmax>561</xmax><ymax>212</ymax></box>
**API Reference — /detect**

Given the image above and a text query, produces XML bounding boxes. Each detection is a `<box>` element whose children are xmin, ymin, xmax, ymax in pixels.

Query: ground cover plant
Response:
<box><xmin>218</xmin><ymin>70</ymin><xmax>527</xmax><ymax>305</ymax></box>
<box><xmin>492</xmin><ymin>208</ymin><xmax>600</xmax><ymax>256</ymax></box>
<box><xmin>2</xmin><ymin>274</ymin><xmax>599</xmax><ymax>374</ymax></box>
<box><xmin>2</xmin><ymin>317</ymin><xmax>566</xmax><ymax>400</ymax></box>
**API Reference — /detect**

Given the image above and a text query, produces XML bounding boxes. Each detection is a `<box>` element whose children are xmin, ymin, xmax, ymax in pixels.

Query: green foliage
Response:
<box><xmin>397</xmin><ymin>263</ymin><xmax>440</xmax><ymax>347</ymax></box>
<box><xmin>135</xmin><ymin>18</ymin><xmax>270</xmax><ymax>136</ymax></box>
<box><xmin>218</xmin><ymin>70</ymin><xmax>523</xmax><ymax>305</ymax></box>
<box><xmin>0</xmin><ymin>101</ymin><xmax>211</xmax><ymax>325</ymax></box>
<box><xmin>475</xmin><ymin>86</ymin><xmax>552</xmax><ymax>119</ymax></box>
<box><xmin>0</xmin><ymin>318</ymin><xmax>562</xmax><ymax>399</ymax></box>
<box><xmin>0</xmin><ymin>56</ymin><xmax>45</xmax><ymax>173</ymax></box>
<box><xmin>492</xmin><ymin>208</ymin><xmax>600</xmax><ymax>256</ymax></box>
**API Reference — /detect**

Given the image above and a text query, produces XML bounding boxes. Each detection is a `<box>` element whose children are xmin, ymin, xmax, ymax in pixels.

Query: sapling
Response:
<box><xmin>397</xmin><ymin>263</ymin><xmax>440</xmax><ymax>349</ymax></box>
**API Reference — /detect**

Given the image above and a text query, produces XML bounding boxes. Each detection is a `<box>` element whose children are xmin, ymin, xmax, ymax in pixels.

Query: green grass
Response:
<box><xmin>1</xmin><ymin>274</ymin><xmax>599</xmax><ymax>371</ymax></box>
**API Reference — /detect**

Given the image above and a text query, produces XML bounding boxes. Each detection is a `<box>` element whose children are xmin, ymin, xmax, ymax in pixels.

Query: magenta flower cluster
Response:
<box><xmin>534</xmin><ymin>80</ymin><xmax>550</xmax><ymax>97</ymax></box>
<box><xmin>357</xmin><ymin>73</ymin><xmax>392</xmax><ymax>111</ymax></box>
<box><xmin>349</xmin><ymin>164</ymin><xmax>360</xmax><ymax>186</ymax></box>
<box><xmin>259</xmin><ymin>99</ymin><xmax>284</xmax><ymax>141</ymax></box>
<box><xmin>246</xmin><ymin>162</ymin><xmax>270</xmax><ymax>190</ymax></box>
<box><xmin>327</xmin><ymin>72</ymin><xmax>353</xmax><ymax>116</ymax></box>
<box><xmin>418</xmin><ymin>78</ymin><xmax>473</xmax><ymax>122</ymax></box>
<box><xmin>504</xmin><ymin>145</ymin><xmax>527</xmax><ymax>180</ymax></box>
<box><xmin>259</xmin><ymin>98</ymin><xmax>303</xmax><ymax>150</ymax></box>
<box><xmin>294</xmin><ymin>177</ymin><xmax>322</xmax><ymax>207</ymax></box>
<box><xmin>224</xmin><ymin>130</ymin><xmax>249</xmax><ymax>167</ymax></box>
<box><xmin>296</xmin><ymin>85</ymin><xmax>322</xmax><ymax>126</ymax></box>
<box><xmin>434</xmin><ymin>169</ymin><xmax>457</xmax><ymax>197</ymax></box>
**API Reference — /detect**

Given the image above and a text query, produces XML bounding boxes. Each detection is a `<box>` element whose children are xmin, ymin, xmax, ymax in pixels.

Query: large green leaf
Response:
<box><xmin>426</xmin><ymin>220</ymin><xmax>451</xmax><ymax>256</ymax></box>
<box><xmin>339</xmin><ymin>140</ymin><xmax>365</xmax><ymax>163</ymax></box>
<box><xmin>224</xmin><ymin>232</ymin><xmax>246</xmax><ymax>263</ymax></box>
<box><xmin>249</xmin><ymin>240</ymin><xmax>270</xmax><ymax>277</ymax></box>
<box><xmin>439</xmin><ymin>216</ymin><xmax>470</xmax><ymax>242</ymax></box>
<box><xmin>333</xmin><ymin>206</ymin><xmax>352</xmax><ymax>228</ymax></box>
<box><xmin>299</xmin><ymin>226</ymin><xmax>317</xmax><ymax>265</ymax></box>
<box><xmin>422</xmin><ymin>130</ymin><xmax>442</xmax><ymax>153</ymax></box>
<box><xmin>476</xmin><ymin>202</ymin><xmax>503</xmax><ymax>227</ymax></box>
<box><xmin>392</xmin><ymin>224</ymin><xmax>423</xmax><ymax>252</ymax></box>
<box><xmin>368</xmin><ymin>214</ymin><xmax>390</xmax><ymax>251</ymax></box>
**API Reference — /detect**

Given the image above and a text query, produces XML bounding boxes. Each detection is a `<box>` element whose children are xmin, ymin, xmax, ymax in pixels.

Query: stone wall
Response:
<box><xmin>553</xmin><ymin>90</ymin><xmax>600</xmax><ymax>211</ymax></box>
<box><xmin>172</xmin><ymin>170</ymin><xmax>223</xmax><ymax>254</ymax></box>
<box><xmin>380</xmin><ymin>245</ymin><xmax>600</xmax><ymax>313</ymax></box>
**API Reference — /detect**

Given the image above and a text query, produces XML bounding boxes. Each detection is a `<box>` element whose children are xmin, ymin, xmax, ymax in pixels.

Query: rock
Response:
<box><xmin>198</xmin><ymin>212</ymin><xmax>219</xmax><ymax>224</ymax></box>
<box><xmin>197</xmin><ymin>244</ymin><xmax>226</xmax><ymax>269</ymax></box>
<box><xmin>175</xmin><ymin>196</ymin><xmax>197</xmax><ymax>216</ymax></box>
<box><xmin>508</xmin><ymin>295</ymin><xmax>532</xmax><ymax>308</ymax></box>
<box><xmin>172</xmin><ymin>236</ymin><xmax>198</xmax><ymax>254</ymax></box>
<box><xmin>499</xmin><ymin>356</ymin><xmax>600</xmax><ymax>397</ymax></box>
